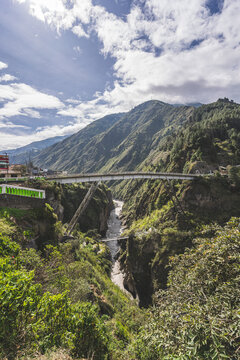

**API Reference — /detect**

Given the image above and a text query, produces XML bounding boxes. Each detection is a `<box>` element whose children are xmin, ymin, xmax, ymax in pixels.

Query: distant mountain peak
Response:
<box><xmin>2</xmin><ymin>135</ymin><xmax>70</xmax><ymax>165</ymax></box>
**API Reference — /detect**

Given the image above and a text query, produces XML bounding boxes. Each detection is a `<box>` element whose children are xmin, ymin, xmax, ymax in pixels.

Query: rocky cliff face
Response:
<box><xmin>59</xmin><ymin>183</ymin><xmax>113</xmax><ymax>236</ymax></box>
<box><xmin>181</xmin><ymin>176</ymin><xmax>240</xmax><ymax>222</ymax></box>
<box><xmin>4</xmin><ymin>180</ymin><xmax>114</xmax><ymax>250</ymax></box>
<box><xmin>113</xmin><ymin>99</ymin><xmax>240</xmax><ymax>306</ymax></box>
<box><xmin>119</xmin><ymin>175</ymin><xmax>240</xmax><ymax>307</ymax></box>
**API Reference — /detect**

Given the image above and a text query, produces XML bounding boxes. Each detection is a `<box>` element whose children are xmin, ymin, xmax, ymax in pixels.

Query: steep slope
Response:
<box><xmin>3</xmin><ymin>135</ymin><xmax>69</xmax><ymax>164</ymax></box>
<box><xmin>117</xmin><ymin>98</ymin><xmax>240</xmax><ymax>305</ymax></box>
<box><xmin>117</xmin><ymin>98</ymin><xmax>240</xmax><ymax>214</ymax></box>
<box><xmin>133</xmin><ymin>219</ymin><xmax>240</xmax><ymax>359</ymax></box>
<box><xmin>33</xmin><ymin>98</ymin><xmax>240</xmax><ymax>307</ymax></box>
<box><xmin>33</xmin><ymin>113</ymin><xmax>124</xmax><ymax>171</ymax></box>
<box><xmin>33</xmin><ymin>101</ymin><xmax>194</xmax><ymax>173</ymax></box>
<box><xmin>0</xmin><ymin>191</ymin><xmax>142</xmax><ymax>360</ymax></box>
<box><xmin>99</xmin><ymin>101</ymin><xmax>193</xmax><ymax>172</ymax></box>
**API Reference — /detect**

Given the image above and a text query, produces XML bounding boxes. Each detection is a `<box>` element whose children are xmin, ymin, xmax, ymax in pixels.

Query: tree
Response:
<box><xmin>134</xmin><ymin>219</ymin><xmax>240</xmax><ymax>359</ymax></box>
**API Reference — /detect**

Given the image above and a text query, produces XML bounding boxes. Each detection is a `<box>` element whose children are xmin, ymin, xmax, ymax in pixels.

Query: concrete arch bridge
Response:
<box><xmin>51</xmin><ymin>171</ymin><xmax>201</xmax><ymax>236</ymax></box>
<box><xmin>1</xmin><ymin>171</ymin><xmax>202</xmax><ymax>236</ymax></box>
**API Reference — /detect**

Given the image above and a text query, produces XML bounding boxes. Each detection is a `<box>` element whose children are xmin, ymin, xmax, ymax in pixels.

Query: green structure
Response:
<box><xmin>0</xmin><ymin>184</ymin><xmax>45</xmax><ymax>199</ymax></box>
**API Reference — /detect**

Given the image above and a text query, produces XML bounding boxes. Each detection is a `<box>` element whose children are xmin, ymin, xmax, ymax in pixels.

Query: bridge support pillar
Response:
<box><xmin>66</xmin><ymin>181</ymin><xmax>100</xmax><ymax>235</ymax></box>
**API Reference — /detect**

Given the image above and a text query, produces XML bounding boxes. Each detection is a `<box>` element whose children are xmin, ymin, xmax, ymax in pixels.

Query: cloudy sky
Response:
<box><xmin>0</xmin><ymin>0</ymin><xmax>239</xmax><ymax>150</ymax></box>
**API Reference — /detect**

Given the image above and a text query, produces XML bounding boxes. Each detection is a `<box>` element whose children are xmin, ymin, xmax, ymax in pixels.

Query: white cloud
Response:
<box><xmin>90</xmin><ymin>0</ymin><xmax>240</xmax><ymax>105</ymax></box>
<box><xmin>0</xmin><ymin>120</ymin><xmax>89</xmax><ymax>150</ymax></box>
<box><xmin>66</xmin><ymin>98</ymin><xmax>81</xmax><ymax>104</ymax></box>
<box><xmin>0</xmin><ymin>61</ymin><xmax>8</xmax><ymax>70</ymax></box>
<box><xmin>23</xmin><ymin>108</ymin><xmax>41</xmax><ymax>118</ymax></box>
<box><xmin>72</xmin><ymin>25</ymin><xmax>89</xmax><ymax>38</ymax></box>
<box><xmin>73</xmin><ymin>45</ymin><xmax>82</xmax><ymax>54</ymax></box>
<box><xmin>0</xmin><ymin>122</ymin><xmax>30</xmax><ymax>129</ymax></box>
<box><xmin>15</xmin><ymin>0</ymin><xmax>92</xmax><ymax>32</ymax></box>
<box><xmin>8</xmin><ymin>0</ymin><xmax>240</xmax><ymax>149</ymax></box>
<box><xmin>16</xmin><ymin>0</ymin><xmax>240</xmax><ymax>105</ymax></box>
<box><xmin>0</xmin><ymin>74</ymin><xmax>18</xmax><ymax>82</ymax></box>
<box><xmin>0</xmin><ymin>83</ymin><xmax>64</xmax><ymax>119</ymax></box>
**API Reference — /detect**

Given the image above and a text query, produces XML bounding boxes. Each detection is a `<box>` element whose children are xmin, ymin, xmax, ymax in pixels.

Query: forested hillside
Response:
<box><xmin>34</xmin><ymin>99</ymin><xmax>240</xmax><ymax>178</ymax></box>
<box><xmin>116</xmin><ymin>98</ymin><xmax>240</xmax><ymax>306</ymax></box>
<box><xmin>33</xmin><ymin>97</ymin><xmax>240</xmax><ymax>308</ymax></box>
<box><xmin>33</xmin><ymin>113</ymin><xmax>124</xmax><ymax>172</ymax></box>
<box><xmin>33</xmin><ymin>101</ymin><xmax>194</xmax><ymax>173</ymax></box>
<box><xmin>0</xmin><ymin>181</ymin><xmax>143</xmax><ymax>360</ymax></box>
<box><xmin>118</xmin><ymin>98</ymin><xmax>240</xmax><ymax>220</ymax></box>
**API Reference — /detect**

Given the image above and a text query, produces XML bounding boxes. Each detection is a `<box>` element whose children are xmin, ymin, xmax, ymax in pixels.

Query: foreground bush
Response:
<box><xmin>0</xmin><ymin>218</ymin><xmax>141</xmax><ymax>360</ymax></box>
<box><xmin>134</xmin><ymin>218</ymin><xmax>240</xmax><ymax>359</ymax></box>
<box><xmin>0</xmin><ymin>254</ymin><xmax>109</xmax><ymax>360</ymax></box>
<box><xmin>0</xmin><ymin>229</ymin><xmax>110</xmax><ymax>360</ymax></box>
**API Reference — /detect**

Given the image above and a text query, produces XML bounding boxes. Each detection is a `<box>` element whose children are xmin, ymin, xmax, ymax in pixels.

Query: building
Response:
<box><xmin>0</xmin><ymin>154</ymin><xmax>9</xmax><ymax>171</ymax></box>
<box><xmin>0</xmin><ymin>155</ymin><xmax>24</xmax><ymax>177</ymax></box>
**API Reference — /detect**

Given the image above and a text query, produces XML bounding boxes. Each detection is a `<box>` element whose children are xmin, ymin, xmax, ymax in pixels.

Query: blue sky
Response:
<box><xmin>0</xmin><ymin>0</ymin><xmax>239</xmax><ymax>149</ymax></box>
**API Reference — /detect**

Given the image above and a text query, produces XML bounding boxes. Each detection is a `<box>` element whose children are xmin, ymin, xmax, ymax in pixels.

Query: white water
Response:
<box><xmin>106</xmin><ymin>200</ymin><xmax>130</xmax><ymax>295</ymax></box>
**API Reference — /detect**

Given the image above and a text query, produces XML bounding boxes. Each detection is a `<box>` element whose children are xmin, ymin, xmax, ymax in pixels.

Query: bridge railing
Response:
<box><xmin>0</xmin><ymin>171</ymin><xmax>203</xmax><ymax>184</ymax></box>
<box><xmin>47</xmin><ymin>171</ymin><xmax>201</xmax><ymax>183</ymax></box>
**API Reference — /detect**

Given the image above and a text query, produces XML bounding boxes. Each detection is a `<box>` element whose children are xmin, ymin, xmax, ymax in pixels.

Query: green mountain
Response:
<box><xmin>31</xmin><ymin>97</ymin><xmax>240</xmax><ymax>311</ymax></box>
<box><xmin>33</xmin><ymin>101</ymin><xmax>194</xmax><ymax>172</ymax></box>
<box><xmin>33</xmin><ymin>113</ymin><xmax>124</xmax><ymax>171</ymax></box>
<box><xmin>116</xmin><ymin>98</ymin><xmax>240</xmax><ymax>306</ymax></box>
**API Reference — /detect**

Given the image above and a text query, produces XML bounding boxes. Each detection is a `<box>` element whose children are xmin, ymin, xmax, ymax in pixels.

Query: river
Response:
<box><xmin>105</xmin><ymin>200</ymin><xmax>130</xmax><ymax>295</ymax></box>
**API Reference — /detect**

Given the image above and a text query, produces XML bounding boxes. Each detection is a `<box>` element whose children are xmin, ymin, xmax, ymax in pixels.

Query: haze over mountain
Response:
<box><xmin>3</xmin><ymin>135</ymin><xmax>69</xmax><ymax>165</ymax></box>
<box><xmin>33</xmin><ymin>112</ymin><xmax>124</xmax><ymax>171</ymax></box>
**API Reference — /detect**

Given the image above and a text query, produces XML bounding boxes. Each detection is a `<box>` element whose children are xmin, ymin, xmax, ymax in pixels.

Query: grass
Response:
<box><xmin>0</xmin><ymin>207</ymin><xmax>34</xmax><ymax>220</ymax></box>
<box><xmin>17</xmin><ymin>349</ymin><xmax>75</xmax><ymax>360</ymax></box>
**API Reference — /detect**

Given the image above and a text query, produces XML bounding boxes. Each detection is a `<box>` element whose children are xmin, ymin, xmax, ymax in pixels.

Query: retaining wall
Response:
<box><xmin>0</xmin><ymin>194</ymin><xmax>45</xmax><ymax>209</ymax></box>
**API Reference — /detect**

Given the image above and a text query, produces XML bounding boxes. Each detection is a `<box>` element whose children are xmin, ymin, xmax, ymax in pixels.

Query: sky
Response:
<box><xmin>0</xmin><ymin>0</ymin><xmax>240</xmax><ymax>150</ymax></box>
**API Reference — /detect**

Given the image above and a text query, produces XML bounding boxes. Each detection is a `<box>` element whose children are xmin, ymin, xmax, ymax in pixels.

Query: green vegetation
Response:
<box><xmin>60</xmin><ymin>182</ymin><xmax>113</xmax><ymax>235</ymax></box>
<box><xmin>133</xmin><ymin>219</ymin><xmax>240</xmax><ymax>359</ymax></box>
<box><xmin>1</xmin><ymin>98</ymin><xmax>240</xmax><ymax>359</ymax></box>
<box><xmin>22</xmin><ymin>178</ymin><xmax>113</xmax><ymax>236</ymax></box>
<box><xmin>115</xmin><ymin>99</ymin><xmax>240</xmax><ymax>306</ymax></box>
<box><xmin>0</xmin><ymin>212</ymin><xmax>143</xmax><ymax>360</ymax></box>
<box><xmin>33</xmin><ymin>113</ymin><xmax>124</xmax><ymax>172</ymax></box>
<box><xmin>33</xmin><ymin>101</ymin><xmax>193</xmax><ymax>173</ymax></box>
<box><xmin>1</xmin><ymin>208</ymin><xmax>239</xmax><ymax>359</ymax></box>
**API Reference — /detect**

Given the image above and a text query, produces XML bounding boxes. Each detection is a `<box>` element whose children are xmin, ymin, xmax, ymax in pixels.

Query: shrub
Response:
<box><xmin>0</xmin><ymin>258</ymin><xmax>41</xmax><ymax>358</ymax></box>
<box><xmin>0</xmin><ymin>235</ymin><xmax>20</xmax><ymax>257</ymax></box>
<box><xmin>134</xmin><ymin>218</ymin><xmax>240</xmax><ymax>359</ymax></box>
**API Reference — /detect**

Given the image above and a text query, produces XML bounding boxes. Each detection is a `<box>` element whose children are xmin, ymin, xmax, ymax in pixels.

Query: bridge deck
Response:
<box><xmin>0</xmin><ymin>172</ymin><xmax>201</xmax><ymax>184</ymax></box>
<box><xmin>47</xmin><ymin>171</ymin><xmax>200</xmax><ymax>184</ymax></box>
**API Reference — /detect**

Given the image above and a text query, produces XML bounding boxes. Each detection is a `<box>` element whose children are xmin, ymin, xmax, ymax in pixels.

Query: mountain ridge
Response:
<box><xmin>33</xmin><ymin>112</ymin><xmax>125</xmax><ymax>171</ymax></box>
<box><xmin>33</xmin><ymin>100</ymin><xmax>194</xmax><ymax>172</ymax></box>
<box><xmin>2</xmin><ymin>135</ymin><xmax>69</xmax><ymax>165</ymax></box>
